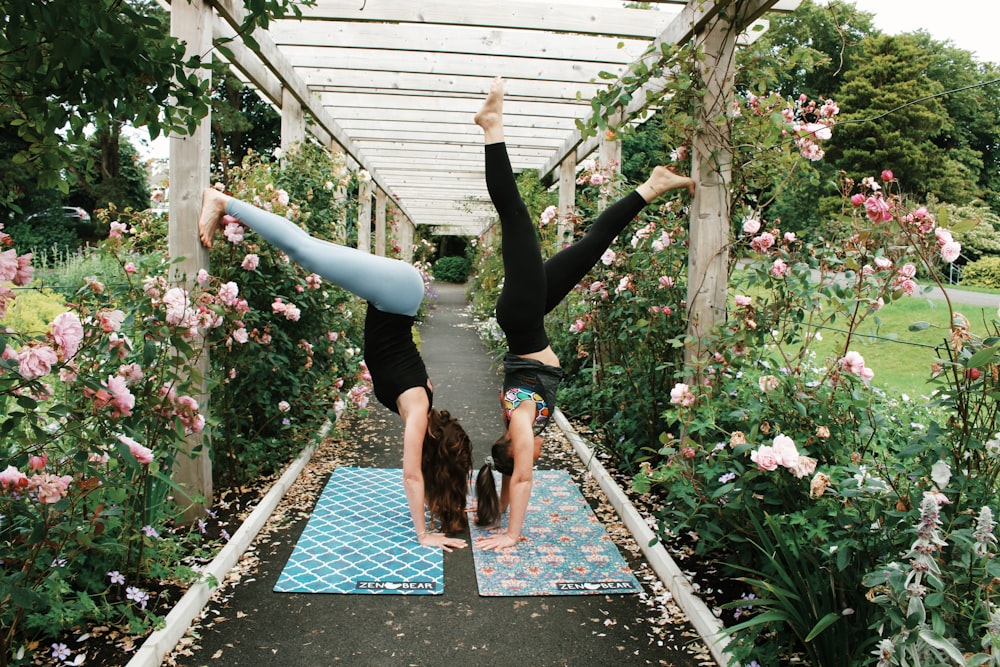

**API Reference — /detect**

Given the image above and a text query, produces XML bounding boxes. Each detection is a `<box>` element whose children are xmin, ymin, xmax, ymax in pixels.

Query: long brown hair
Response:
<box><xmin>474</xmin><ymin>432</ymin><xmax>513</xmax><ymax>527</ymax></box>
<box><xmin>421</xmin><ymin>408</ymin><xmax>472</xmax><ymax>534</ymax></box>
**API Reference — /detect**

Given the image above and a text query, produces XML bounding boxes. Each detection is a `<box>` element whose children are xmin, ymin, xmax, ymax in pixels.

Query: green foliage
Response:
<box><xmin>205</xmin><ymin>142</ymin><xmax>365</xmax><ymax>486</ymax></box>
<box><xmin>961</xmin><ymin>256</ymin><xmax>1000</xmax><ymax>289</ymax></box>
<box><xmin>4</xmin><ymin>288</ymin><xmax>67</xmax><ymax>336</ymax></box>
<box><xmin>1</xmin><ymin>233</ymin><xmax>244</xmax><ymax>664</ymax></box>
<box><xmin>0</xmin><ymin>0</ymin><xmax>313</xmax><ymax>207</ymax></box>
<box><xmin>210</xmin><ymin>74</ymin><xmax>282</xmax><ymax>181</ymax></box>
<box><xmin>432</xmin><ymin>256</ymin><xmax>471</xmax><ymax>283</ymax></box>
<box><xmin>2</xmin><ymin>216</ymin><xmax>80</xmax><ymax>261</ymax></box>
<box><xmin>70</xmin><ymin>131</ymin><xmax>152</xmax><ymax>215</ymax></box>
<box><xmin>945</xmin><ymin>202</ymin><xmax>1000</xmax><ymax>262</ymax></box>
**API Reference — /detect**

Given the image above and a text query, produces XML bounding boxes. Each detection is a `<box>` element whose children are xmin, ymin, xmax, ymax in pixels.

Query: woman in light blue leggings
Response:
<box><xmin>198</xmin><ymin>188</ymin><xmax>471</xmax><ymax>551</ymax></box>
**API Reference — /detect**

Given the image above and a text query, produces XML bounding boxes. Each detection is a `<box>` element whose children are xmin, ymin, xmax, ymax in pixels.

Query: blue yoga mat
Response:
<box><xmin>274</xmin><ymin>467</ymin><xmax>443</xmax><ymax>595</ymax></box>
<box><xmin>470</xmin><ymin>469</ymin><xmax>642</xmax><ymax>596</ymax></box>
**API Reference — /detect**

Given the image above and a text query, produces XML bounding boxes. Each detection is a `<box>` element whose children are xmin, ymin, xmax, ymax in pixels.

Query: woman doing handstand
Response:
<box><xmin>198</xmin><ymin>190</ymin><xmax>471</xmax><ymax>551</ymax></box>
<box><xmin>473</xmin><ymin>77</ymin><xmax>695</xmax><ymax>551</ymax></box>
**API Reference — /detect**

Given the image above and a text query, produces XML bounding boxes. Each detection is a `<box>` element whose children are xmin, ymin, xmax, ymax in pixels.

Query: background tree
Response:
<box><xmin>755</xmin><ymin>0</ymin><xmax>877</xmax><ymax>100</ymax></box>
<box><xmin>210</xmin><ymin>73</ymin><xmax>281</xmax><ymax>183</ymax></box>
<box><xmin>0</xmin><ymin>0</ymin><xmax>312</xmax><ymax>215</ymax></box>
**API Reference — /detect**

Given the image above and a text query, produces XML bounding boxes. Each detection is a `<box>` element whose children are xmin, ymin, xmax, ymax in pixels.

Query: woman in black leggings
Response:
<box><xmin>473</xmin><ymin>77</ymin><xmax>695</xmax><ymax>551</ymax></box>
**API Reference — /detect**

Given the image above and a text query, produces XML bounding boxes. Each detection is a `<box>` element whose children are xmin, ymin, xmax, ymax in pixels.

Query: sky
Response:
<box><xmin>847</xmin><ymin>0</ymin><xmax>1000</xmax><ymax>66</ymax></box>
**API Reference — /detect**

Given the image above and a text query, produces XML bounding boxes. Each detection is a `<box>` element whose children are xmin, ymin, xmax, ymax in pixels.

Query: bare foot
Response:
<box><xmin>638</xmin><ymin>166</ymin><xmax>696</xmax><ymax>202</ymax></box>
<box><xmin>475</xmin><ymin>76</ymin><xmax>505</xmax><ymax>143</ymax></box>
<box><xmin>198</xmin><ymin>188</ymin><xmax>229</xmax><ymax>248</ymax></box>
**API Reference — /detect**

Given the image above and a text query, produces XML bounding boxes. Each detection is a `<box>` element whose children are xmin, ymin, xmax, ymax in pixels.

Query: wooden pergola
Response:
<box><xmin>164</xmin><ymin>0</ymin><xmax>799</xmax><ymax>520</ymax></box>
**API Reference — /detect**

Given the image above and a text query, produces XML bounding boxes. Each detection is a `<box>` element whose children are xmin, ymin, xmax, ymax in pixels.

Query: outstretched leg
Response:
<box><xmin>476</xmin><ymin>77</ymin><xmax>548</xmax><ymax>355</ymax></box>
<box><xmin>198</xmin><ymin>188</ymin><xmax>424</xmax><ymax>317</ymax></box>
<box><xmin>542</xmin><ymin>166</ymin><xmax>695</xmax><ymax>312</ymax></box>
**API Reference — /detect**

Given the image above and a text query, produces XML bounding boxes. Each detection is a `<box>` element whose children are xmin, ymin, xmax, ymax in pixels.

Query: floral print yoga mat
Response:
<box><xmin>470</xmin><ymin>469</ymin><xmax>642</xmax><ymax>596</ymax></box>
<box><xmin>274</xmin><ymin>467</ymin><xmax>443</xmax><ymax>595</ymax></box>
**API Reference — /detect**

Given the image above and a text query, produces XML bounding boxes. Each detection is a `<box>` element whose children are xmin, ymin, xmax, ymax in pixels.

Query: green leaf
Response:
<box><xmin>803</xmin><ymin>612</ymin><xmax>840</xmax><ymax>642</ymax></box>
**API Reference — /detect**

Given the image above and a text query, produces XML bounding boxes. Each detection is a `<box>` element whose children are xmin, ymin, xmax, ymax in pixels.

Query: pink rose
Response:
<box><xmin>119</xmin><ymin>435</ymin><xmax>153</xmax><ymax>465</ymax></box>
<box><xmin>850</xmin><ymin>193</ymin><xmax>865</xmax><ymax>207</ymax></box>
<box><xmin>0</xmin><ymin>465</ymin><xmax>28</xmax><ymax>491</ymax></box>
<box><xmin>50</xmin><ymin>312</ymin><xmax>84</xmax><ymax>359</ymax></box>
<box><xmin>28</xmin><ymin>453</ymin><xmax>48</xmax><ymax>471</ymax></box>
<box><xmin>771</xmin><ymin>435</ymin><xmax>800</xmax><ymax>468</ymax></box>
<box><xmin>941</xmin><ymin>241</ymin><xmax>961</xmax><ymax>264</ymax></box>
<box><xmin>107</xmin><ymin>375</ymin><xmax>135</xmax><ymax>417</ymax></box>
<box><xmin>881</xmin><ymin>170</ymin><xmax>894</xmax><ymax>182</ymax></box>
<box><xmin>865</xmin><ymin>196</ymin><xmax>892</xmax><ymax>223</ymax></box>
<box><xmin>13</xmin><ymin>253</ymin><xmax>34</xmax><ymax>286</ymax></box>
<box><xmin>770</xmin><ymin>259</ymin><xmax>788</xmax><ymax>278</ymax></box>
<box><xmin>17</xmin><ymin>344</ymin><xmax>58</xmax><ymax>380</ymax></box>
<box><xmin>28</xmin><ymin>473</ymin><xmax>73</xmax><ymax>504</ymax></box>
<box><xmin>0</xmin><ymin>249</ymin><xmax>18</xmax><ymax>282</ymax></box>
<box><xmin>241</xmin><ymin>254</ymin><xmax>260</xmax><ymax>271</ymax></box>
<box><xmin>750</xmin><ymin>445</ymin><xmax>779</xmax><ymax>471</ymax></box>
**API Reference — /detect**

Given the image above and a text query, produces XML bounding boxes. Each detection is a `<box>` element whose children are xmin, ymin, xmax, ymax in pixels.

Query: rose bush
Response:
<box><xmin>1</xmin><ymin>141</ymin><xmax>380</xmax><ymax>665</ymax></box>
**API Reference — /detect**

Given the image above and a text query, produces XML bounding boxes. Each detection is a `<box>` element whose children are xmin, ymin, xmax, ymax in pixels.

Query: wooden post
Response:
<box><xmin>397</xmin><ymin>212</ymin><xmax>416</xmax><ymax>262</ymax></box>
<box><xmin>374</xmin><ymin>187</ymin><xmax>387</xmax><ymax>257</ymax></box>
<box><xmin>686</xmin><ymin>9</ymin><xmax>738</xmax><ymax>366</ymax></box>
<box><xmin>168</xmin><ymin>0</ymin><xmax>213</xmax><ymax>521</ymax></box>
<box><xmin>357</xmin><ymin>178</ymin><xmax>373</xmax><ymax>253</ymax></box>
<box><xmin>280</xmin><ymin>88</ymin><xmax>305</xmax><ymax>155</ymax></box>
<box><xmin>557</xmin><ymin>153</ymin><xmax>576</xmax><ymax>247</ymax></box>
<box><xmin>598</xmin><ymin>109</ymin><xmax>623</xmax><ymax>175</ymax></box>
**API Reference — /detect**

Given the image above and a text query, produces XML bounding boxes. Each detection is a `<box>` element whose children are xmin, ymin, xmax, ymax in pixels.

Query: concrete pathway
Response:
<box><xmin>169</xmin><ymin>282</ymin><xmax>714</xmax><ymax>667</ymax></box>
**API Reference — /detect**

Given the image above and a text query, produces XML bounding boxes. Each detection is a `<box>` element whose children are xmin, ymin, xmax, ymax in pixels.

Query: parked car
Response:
<box><xmin>26</xmin><ymin>206</ymin><xmax>90</xmax><ymax>223</ymax></box>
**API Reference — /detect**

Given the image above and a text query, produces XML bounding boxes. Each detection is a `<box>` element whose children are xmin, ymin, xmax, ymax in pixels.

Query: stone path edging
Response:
<box><xmin>553</xmin><ymin>409</ymin><xmax>732</xmax><ymax>666</ymax></box>
<box><xmin>124</xmin><ymin>422</ymin><xmax>330</xmax><ymax>667</ymax></box>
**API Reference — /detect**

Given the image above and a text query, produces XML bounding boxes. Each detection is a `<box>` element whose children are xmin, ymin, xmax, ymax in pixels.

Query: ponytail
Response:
<box><xmin>474</xmin><ymin>433</ymin><xmax>514</xmax><ymax>527</ymax></box>
<box><xmin>475</xmin><ymin>463</ymin><xmax>501</xmax><ymax>526</ymax></box>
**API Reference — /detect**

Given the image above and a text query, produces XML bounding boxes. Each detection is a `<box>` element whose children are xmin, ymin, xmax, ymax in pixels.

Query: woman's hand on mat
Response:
<box><xmin>476</xmin><ymin>533</ymin><xmax>521</xmax><ymax>551</ymax></box>
<box><xmin>420</xmin><ymin>532</ymin><xmax>467</xmax><ymax>552</ymax></box>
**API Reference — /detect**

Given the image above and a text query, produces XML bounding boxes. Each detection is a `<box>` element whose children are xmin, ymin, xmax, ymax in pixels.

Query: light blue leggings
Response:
<box><xmin>225</xmin><ymin>199</ymin><xmax>424</xmax><ymax>317</ymax></box>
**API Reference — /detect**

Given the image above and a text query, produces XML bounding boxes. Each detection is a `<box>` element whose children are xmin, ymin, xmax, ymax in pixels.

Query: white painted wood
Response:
<box><xmin>298</xmin><ymin>0</ymin><xmax>681</xmax><ymax>39</ymax></box>
<box><xmin>168</xmin><ymin>0</ymin><xmax>213</xmax><ymax>520</ymax></box>
<box><xmin>158</xmin><ymin>0</ymin><xmax>796</xmax><ymax>238</ymax></box>
<box><xmin>558</xmin><ymin>154</ymin><xmax>577</xmax><ymax>246</ymax></box>
<box><xmin>279</xmin><ymin>88</ymin><xmax>305</xmax><ymax>154</ymax></box>
<box><xmin>267</xmin><ymin>23</ymin><xmax>652</xmax><ymax>63</ymax></box>
<box><xmin>686</xmin><ymin>3</ymin><xmax>739</xmax><ymax>364</ymax></box>
<box><xmin>375</xmin><ymin>188</ymin><xmax>387</xmax><ymax>257</ymax></box>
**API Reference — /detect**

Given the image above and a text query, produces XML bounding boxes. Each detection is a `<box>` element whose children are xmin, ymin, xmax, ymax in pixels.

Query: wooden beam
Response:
<box><xmin>267</xmin><ymin>23</ymin><xmax>651</xmax><ymax>64</ymax></box>
<box><xmin>297</xmin><ymin>0</ymin><xmax>681</xmax><ymax>39</ymax></box>
<box><xmin>206</xmin><ymin>0</ymin><xmax>416</xmax><ymax>222</ymax></box>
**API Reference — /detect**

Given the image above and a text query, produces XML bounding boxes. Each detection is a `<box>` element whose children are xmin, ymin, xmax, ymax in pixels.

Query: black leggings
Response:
<box><xmin>486</xmin><ymin>142</ymin><xmax>648</xmax><ymax>354</ymax></box>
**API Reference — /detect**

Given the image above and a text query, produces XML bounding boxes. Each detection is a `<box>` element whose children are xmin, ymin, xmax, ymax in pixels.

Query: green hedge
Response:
<box><xmin>432</xmin><ymin>255</ymin><xmax>471</xmax><ymax>283</ymax></box>
<box><xmin>960</xmin><ymin>255</ymin><xmax>1000</xmax><ymax>289</ymax></box>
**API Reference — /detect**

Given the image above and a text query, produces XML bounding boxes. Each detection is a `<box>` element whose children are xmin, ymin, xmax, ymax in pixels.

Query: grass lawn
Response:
<box><xmin>763</xmin><ymin>290</ymin><xmax>997</xmax><ymax>396</ymax></box>
<box><xmin>824</xmin><ymin>296</ymin><xmax>995</xmax><ymax>394</ymax></box>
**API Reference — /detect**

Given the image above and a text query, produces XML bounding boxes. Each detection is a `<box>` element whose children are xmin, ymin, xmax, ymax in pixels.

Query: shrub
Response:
<box><xmin>432</xmin><ymin>255</ymin><xmax>471</xmax><ymax>283</ymax></box>
<box><xmin>960</xmin><ymin>256</ymin><xmax>1000</xmax><ymax>289</ymax></box>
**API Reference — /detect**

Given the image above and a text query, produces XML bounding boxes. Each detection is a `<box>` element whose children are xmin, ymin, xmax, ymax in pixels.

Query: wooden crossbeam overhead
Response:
<box><xmin>191</xmin><ymin>0</ymin><xmax>799</xmax><ymax>236</ymax></box>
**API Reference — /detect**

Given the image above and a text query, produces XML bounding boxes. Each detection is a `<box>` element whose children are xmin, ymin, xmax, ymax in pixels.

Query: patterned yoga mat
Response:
<box><xmin>470</xmin><ymin>469</ymin><xmax>642</xmax><ymax>596</ymax></box>
<box><xmin>273</xmin><ymin>467</ymin><xmax>443</xmax><ymax>595</ymax></box>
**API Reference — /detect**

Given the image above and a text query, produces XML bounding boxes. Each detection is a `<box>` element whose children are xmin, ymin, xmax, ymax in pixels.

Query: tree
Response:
<box><xmin>826</xmin><ymin>34</ymin><xmax>976</xmax><ymax>204</ymax></box>
<box><xmin>753</xmin><ymin>0</ymin><xmax>877</xmax><ymax>100</ymax></box>
<box><xmin>210</xmin><ymin>74</ymin><xmax>281</xmax><ymax>183</ymax></box>
<box><xmin>0</xmin><ymin>0</ymin><xmax>313</xmax><ymax>211</ymax></box>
